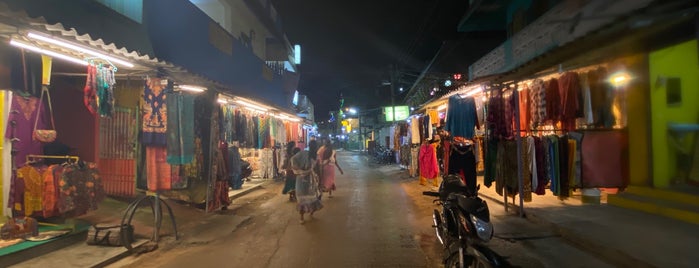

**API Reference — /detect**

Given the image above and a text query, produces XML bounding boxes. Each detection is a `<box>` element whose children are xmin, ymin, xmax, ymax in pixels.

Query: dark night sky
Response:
<box><xmin>271</xmin><ymin>0</ymin><xmax>472</xmax><ymax>120</ymax></box>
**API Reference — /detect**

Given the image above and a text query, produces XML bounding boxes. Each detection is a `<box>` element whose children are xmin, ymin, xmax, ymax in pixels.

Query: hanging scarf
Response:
<box><xmin>142</xmin><ymin>78</ymin><xmax>168</xmax><ymax>145</ymax></box>
<box><xmin>167</xmin><ymin>92</ymin><xmax>195</xmax><ymax>164</ymax></box>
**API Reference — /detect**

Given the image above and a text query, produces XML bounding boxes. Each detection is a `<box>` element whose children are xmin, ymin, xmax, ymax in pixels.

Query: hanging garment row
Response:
<box><xmin>10</xmin><ymin>160</ymin><xmax>105</xmax><ymax>218</ymax></box>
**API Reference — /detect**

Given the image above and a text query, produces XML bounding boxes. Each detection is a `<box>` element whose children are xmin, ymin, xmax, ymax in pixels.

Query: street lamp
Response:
<box><xmin>349</xmin><ymin>108</ymin><xmax>357</xmax><ymax>114</ymax></box>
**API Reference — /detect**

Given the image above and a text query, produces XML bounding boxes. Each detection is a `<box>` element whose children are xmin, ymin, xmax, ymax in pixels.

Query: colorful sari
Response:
<box><xmin>291</xmin><ymin>151</ymin><xmax>322</xmax><ymax>214</ymax></box>
<box><xmin>318</xmin><ymin>147</ymin><xmax>337</xmax><ymax>192</ymax></box>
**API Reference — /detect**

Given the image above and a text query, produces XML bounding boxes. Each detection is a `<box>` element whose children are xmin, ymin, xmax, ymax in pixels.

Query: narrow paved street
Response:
<box><xmin>110</xmin><ymin>151</ymin><xmax>613</xmax><ymax>268</ymax></box>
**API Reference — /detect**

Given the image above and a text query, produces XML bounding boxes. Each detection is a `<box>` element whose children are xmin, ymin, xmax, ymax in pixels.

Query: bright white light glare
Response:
<box><xmin>609</xmin><ymin>72</ymin><xmax>631</xmax><ymax>87</ymax></box>
<box><xmin>399</xmin><ymin>87</ymin><xmax>404</xmax><ymax>92</ymax></box>
<box><xmin>217</xmin><ymin>98</ymin><xmax>229</xmax><ymax>104</ymax></box>
<box><xmin>464</xmin><ymin>86</ymin><xmax>483</xmax><ymax>97</ymax></box>
<box><xmin>27</xmin><ymin>32</ymin><xmax>135</xmax><ymax>68</ymax></box>
<box><xmin>444</xmin><ymin>80</ymin><xmax>452</xmax><ymax>87</ymax></box>
<box><xmin>352</xmin><ymin>130</ymin><xmax>357</xmax><ymax>133</ymax></box>
<box><xmin>178</xmin><ymin>85</ymin><xmax>206</xmax><ymax>92</ymax></box>
<box><xmin>234</xmin><ymin>99</ymin><xmax>269</xmax><ymax>111</ymax></box>
<box><xmin>437</xmin><ymin>104</ymin><xmax>447</xmax><ymax>111</ymax></box>
<box><xmin>10</xmin><ymin>39</ymin><xmax>87</xmax><ymax>66</ymax></box>
<box><xmin>349</xmin><ymin>108</ymin><xmax>357</xmax><ymax>114</ymax></box>
<box><xmin>294</xmin><ymin>44</ymin><xmax>301</xmax><ymax>64</ymax></box>
<box><xmin>410</xmin><ymin>107</ymin><xmax>415</xmax><ymax>111</ymax></box>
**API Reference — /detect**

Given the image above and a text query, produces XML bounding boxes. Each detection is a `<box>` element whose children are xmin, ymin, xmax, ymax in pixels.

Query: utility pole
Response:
<box><xmin>390</xmin><ymin>64</ymin><xmax>396</xmax><ymax>123</ymax></box>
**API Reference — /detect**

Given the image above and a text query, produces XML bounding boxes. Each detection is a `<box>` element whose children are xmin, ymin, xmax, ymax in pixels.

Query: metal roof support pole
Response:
<box><xmin>513</xmin><ymin>84</ymin><xmax>525</xmax><ymax>218</ymax></box>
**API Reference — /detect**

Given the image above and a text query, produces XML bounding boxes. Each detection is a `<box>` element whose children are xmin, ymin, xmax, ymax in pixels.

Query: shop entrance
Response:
<box><xmin>98</xmin><ymin>107</ymin><xmax>138</xmax><ymax>197</ymax></box>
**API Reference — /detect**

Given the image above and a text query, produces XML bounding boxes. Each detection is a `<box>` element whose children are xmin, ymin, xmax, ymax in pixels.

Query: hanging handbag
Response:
<box><xmin>33</xmin><ymin>86</ymin><xmax>57</xmax><ymax>143</ymax></box>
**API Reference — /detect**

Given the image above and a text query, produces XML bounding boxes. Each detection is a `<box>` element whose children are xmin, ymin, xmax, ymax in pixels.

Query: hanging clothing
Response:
<box><xmin>534</xmin><ymin>137</ymin><xmax>548</xmax><ymax>195</ymax></box>
<box><xmin>545</xmin><ymin>78</ymin><xmax>561</xmax><ymax>122</ymax></box>
<box><xmin>5</xmin><ymin>95</ymin><xmax>47</xmax><ymax>168</ymax></box>
<box><xmin>419</xmin><ymin>143</ymin><xmax>438</xmax><ymax>184</ymax></box>
<box><xmin>409</xmin><ymin>145</ymin><xmax>419</xmax><ymax>177</ymax></box>
<box><xmin>579</xmin><ymin>72</ymin><xmax>594</xmax><ymax>125</ymax></box>
<box><xmin>42</xmin><ymin>165</ymin><xmax>62</xmax><ymax>218</ymax></box>
<box><xmin>484</xmin><ymin>138</ymin><xmax>498</xmax><ymax>188</ymax></box>
<box><xmin>558</xmin><ymin>72</ymin><xmax>581</xmax><ymax>131</ymax></box>
<box><xmin>146</xmin><ymin>146</ymin><xmax>172</xmax><ymax>191</ymax></box>
<box><xmin>410</xmin><ymin>117</ymin><xmax>421</xmax><ymax>144</ymax></box>
<box><xmin>445</xmin><ymin>96</ymin><xmax>479</xmax><ymax>139</ymax></box>
<box><xmin>84</xmin><ymin>64</ymin><xmax>98</xmax><ymax>115</ymax></box>
<box><xmin>16</xmin><ymin>165</ymin><xmax>43</xmax><ymax>217</ymax></box>
<box><xmin>142</xmin><ymin>78</ymin><xmax>168</xmax><ymax>145</ymax></box>
<box><xmin>228</xmin><ymin>145</ymin><xmax>243</xmax><ymax>189</ymax></box>
<box><xmin>447</xmin><ymin>144</ymin><xmax>477</xmax><ymax>194</ymax></box>
<box><xmin>529</xmin><ymin>79</ymin><xmax>547</xmax><ymax>128</ymax></box>
<box><xmin>59</xmin><ymin>162</ymin><xmax>105</xmax><ymax>216</ymax></box>
<box><xmin>97</xmin><ymin>64</ymin><xmax>116</xmax><ymax>117</ymax></box>
<box><xmin>518</xmin><ymin>85</ymin><xmax>530</xmax><ymax>134</ymax></box>
<box><xmin>527</xmin><ymin>136</ymin><xmax>538</xmax><ymax>194</ymax></box>
<box><xmin>167</xmin><ymin>92</ymin><xmax>195</xmax><ymax>165</ymax></box>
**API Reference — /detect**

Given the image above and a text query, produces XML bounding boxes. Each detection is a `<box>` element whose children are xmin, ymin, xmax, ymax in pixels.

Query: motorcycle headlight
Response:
<box><xmin>470</xmin><ymin>214</ymin><xmax>493</xmax><ymax>242</ymax></box>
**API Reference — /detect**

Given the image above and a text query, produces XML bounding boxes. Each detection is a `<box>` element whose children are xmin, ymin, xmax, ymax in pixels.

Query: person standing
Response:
<box><xmin>317</xmin><ymin>138</ymin><xmax>343</xmax><ymax>198</ymax></box>
<box><xmin>282</xmin><ymin>142</ymin><xmax>297</xmax><ymax>201</ymax></box>
<box><xmin>291</xmin><ymin>149</ymin><xmax>323</xmax><ymax>223</ymax></box>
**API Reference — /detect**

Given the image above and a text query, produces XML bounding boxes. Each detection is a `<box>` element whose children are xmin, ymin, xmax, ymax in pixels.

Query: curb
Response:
<box><xmin>91</xmin><ymin>240</ymin><xmax>150</xmax><ymax>268</ymax></box>
<box><xmin>479</xmin><ymin>192</ymin><xmax>655</xmax><ymax>268</ymax></box>
<box><xmin>228</xmin><ymin>180</ymin><xmax>269</xmax><ymax>200</ymax></box>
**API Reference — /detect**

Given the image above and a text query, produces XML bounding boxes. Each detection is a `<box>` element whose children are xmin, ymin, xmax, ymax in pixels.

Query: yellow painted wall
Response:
<box><xmin>649</xmin><ymin>39</ymin><xmax>699</xmax><ymax>188</ymax></box>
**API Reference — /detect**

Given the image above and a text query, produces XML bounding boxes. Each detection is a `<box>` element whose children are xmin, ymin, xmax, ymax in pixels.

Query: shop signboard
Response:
<box><xmin>383</xmin><ymin>106</ymin><xmax>409</xmax><ymax>122</ymax></box>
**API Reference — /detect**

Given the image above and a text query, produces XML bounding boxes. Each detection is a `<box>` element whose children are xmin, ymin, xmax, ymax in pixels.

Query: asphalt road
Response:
<box><xmin>110</xmin><ymin>151</ymin><xmax>613</xmax><ymax>268</ymax></box>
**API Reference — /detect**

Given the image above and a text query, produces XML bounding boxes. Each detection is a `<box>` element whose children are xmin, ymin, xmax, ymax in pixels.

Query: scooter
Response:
<box><xmin>423</xmin><ymin>174</ymin><xmax>508</xmax><ymax>268</ymax></box>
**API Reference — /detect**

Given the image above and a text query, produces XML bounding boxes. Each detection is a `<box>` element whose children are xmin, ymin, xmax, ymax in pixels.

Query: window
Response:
<box><xmin>95</xmin><ymin>0</ymin><xmax>143</xmax><ymax>23</ymax></box>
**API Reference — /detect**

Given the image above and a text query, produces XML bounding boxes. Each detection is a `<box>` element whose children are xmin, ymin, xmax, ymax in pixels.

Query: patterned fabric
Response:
<box><xmin>529</xmin><ymin>79</ymin><xmax>547</xmax><ymax>128</ymax></box>
<box><xmin>42</xmin><ymin>165</ymin><xmax>62</xmax><ymax>218</ymax></box>
<box><xmin>409</xmin><ymin>146</ymin><xmax>419</xmax><ymax>177</ymax></box>
<box><xmin>59</xmin><ymin>162</ymin><xmax>105</xmax><ymax>216</ymax></box>
<box><xmin>16</xmin><ymin>166</ymin><xmax>43</xmax><ymax>216</ymax></box>
<box><xmin>142</xmin><ymin>78</ymin><xmax>168</xmax><ymax>145</ymax></box>
<box><xmin>84</xmin><ymin>64</ymin><xmax>98</xmax><ymax>114</ymax></box>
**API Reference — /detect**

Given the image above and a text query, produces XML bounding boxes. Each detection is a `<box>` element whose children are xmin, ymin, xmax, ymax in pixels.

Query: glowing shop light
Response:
<box><xmin>27</xmin><ymin>32</ymin><xmax>135</xmax><ymax>68</ymax></box>
<box><xmin>294</xmin><ymin>44</ymin><xmax>301</xmax><ymax>64</ymax></box>
<box><xmin>349</xmin><ymin>108</ymin><xmax>357</xmax><ymax>114</ymax></box>
<box><xmin>217</xmin><ymin>98</ymin><xmax>229</xmax><ymax>104</ymax></box>
<box><xmin>437</xmin><ymin>104</ymin><xmax>447</xmax><ymax>111</ymax></box>
<box><xmin>609</xmin><ymin>72</ymin><xmax>631</xmax><ymax>87</ymax></box>
<box><xmin>11</xmin><ymin>39</ymin><xmax>87</xmax><ymax>66</ymax></box>
<box><xmin>178</xmin><ymin>85</ymin><xmax>207</xmax><ymax>92</ymax></box>
<box><xmin>234</xmin><ymin>99</ymin><xmax>269</xmax><ymax>111</ymax></box>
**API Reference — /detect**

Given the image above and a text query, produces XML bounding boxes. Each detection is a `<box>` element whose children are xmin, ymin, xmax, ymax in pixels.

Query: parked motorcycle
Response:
<box><xmin>423</xmin><ymin>174</ymin><xmax>508</xmax><ymax>268</ymax></box>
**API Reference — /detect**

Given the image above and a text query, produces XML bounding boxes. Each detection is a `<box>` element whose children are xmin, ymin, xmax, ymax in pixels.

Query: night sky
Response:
<box><xmin>271</xmin><ymin>0</ymin><xmax>471</xmax><ymax>120</ymax></box>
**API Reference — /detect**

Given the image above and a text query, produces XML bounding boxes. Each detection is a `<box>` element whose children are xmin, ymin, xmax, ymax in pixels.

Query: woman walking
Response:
<box><xmin>317</xmin><ymin>139</ymin><xmax>343</xmax><ymax>198</ymax></box>
<box><xmin>291</xmin><ymin>149</ymin><xmax>323</xmax><ymax>223</ymax></box>
<box><xmin>282</xmin><ymin>142</ymin><xmax>297</xmax><ymax>201</ymax></box>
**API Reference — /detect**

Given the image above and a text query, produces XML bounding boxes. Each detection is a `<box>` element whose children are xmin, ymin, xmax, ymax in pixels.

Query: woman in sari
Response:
<box><xmin>291</xmin><ymin>149</ymin><xmax>323</xmax><ymax>223</ymax></box>
<box><xmin>317</xmin><ymin>139</ymin><xmax>343</xmax><ymax>198</ymax></box>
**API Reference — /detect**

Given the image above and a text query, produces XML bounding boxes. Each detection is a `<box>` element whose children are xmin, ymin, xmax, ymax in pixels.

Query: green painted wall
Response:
<box><xmin>649</xmin><ymin>39</ymin><xmax>699</xmax><ymax>188</ymax></box>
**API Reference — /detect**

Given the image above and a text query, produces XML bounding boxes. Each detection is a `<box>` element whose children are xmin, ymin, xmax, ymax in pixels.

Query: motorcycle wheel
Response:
<box><xmin>444</xmin><ymin>242</ymin><xmax>465</xmax><ymax>268</ymax></box>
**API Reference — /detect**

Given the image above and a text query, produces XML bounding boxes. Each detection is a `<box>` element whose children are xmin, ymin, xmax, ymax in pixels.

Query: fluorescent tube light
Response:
<box><xmin>27</xmin><ymin>32</ymin><xmax>135</xmax><ymax>68</ymax></box>
<box><xmin>217</xmin><ymin>98</ymin><xmax>229</xmax><ymax>104</ymax></box>
<box><xmin>10</xmin><ymin>39</ymin><xmax>87</xmax><ymax>66</ymax></box>
<box><xmin>234</xmin><ymin>99</ymin><xmax>268</xmax><ymax>112</ymax></box>
<box><xmin>178</xmin><ymin>85</ymin><xmax>206</xmax><ymax>92</ymax></box>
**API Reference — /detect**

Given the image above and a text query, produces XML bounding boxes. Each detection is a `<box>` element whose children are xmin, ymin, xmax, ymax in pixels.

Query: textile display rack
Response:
<box><xmin>123</xmin><ymin>191</ymin><xmax>178</xmax><ymax>244</ymax></box>
<box><xmin>25</xmin><ymin>154</ymin><xmax>80</xmax><ymax>164</ymax></box>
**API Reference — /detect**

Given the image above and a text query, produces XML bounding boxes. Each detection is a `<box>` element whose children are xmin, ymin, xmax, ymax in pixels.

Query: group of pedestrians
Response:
<box><xmin>281</xmin><ymin>138</ymin><xmax>343</xmax><ymax>224</ymax></box>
